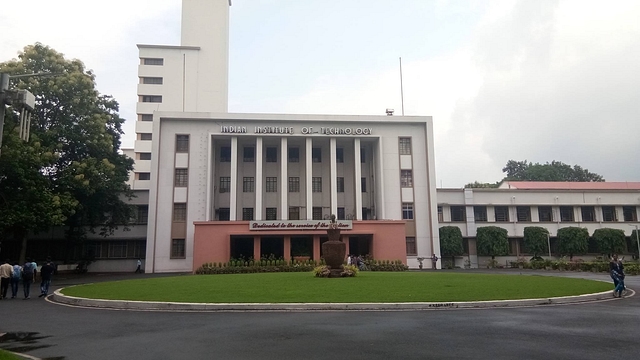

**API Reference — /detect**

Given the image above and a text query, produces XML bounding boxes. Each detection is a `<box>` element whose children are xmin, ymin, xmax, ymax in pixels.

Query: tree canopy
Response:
<box><xmin>523</xmin><ymin>226</ymin><xmax>549</xmax><ymax>258</ymax></box>
<box><xmin>439</xmin><ymin>226</ymin><xmax>464</xmax><ymax>260</ymax></box>
<box><xmin>476</xmin><ymin>226</ymin><xmax>509</xmax><ymax>260</ymax></box>
<box><xmin>556</xmin><ymin>227</ymin><xmax>589</xmax><ymax>260</ymax></box>
<box><xmin>592</xmin><ymin>228</ymin><xmax>626</xmax><ymax>256</ymax></box>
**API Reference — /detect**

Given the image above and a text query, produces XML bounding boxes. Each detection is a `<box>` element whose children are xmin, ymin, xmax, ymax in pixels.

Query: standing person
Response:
<box><xmin>135</xmin><ymin>258</ymin><xmax>142</xmax><ymax>273</ymax></box>
<box><xmin>39</xmin><ymin>259</ymin><xmax>56</xmax><ymax>298</ymax></box>
<box><xmin>22</xmin><ymin>258</ymin><xmax>35</xmax><ymax>299</ymax></box>
<box><xmin>10</xmin><ymin>262</ymin><xmax>22</xmax><ymax>299</ymax></box>
<box><xmin>347</xmin><ymin>254</ymin><xmax>352</xmax><ymax>266</ymax></box>
<box><xmin>609</xmin><ymin>254</ymin><xmax>626</xmax><ymax>298</ymax></box>
<box><xmin>0</xmin><ymin>259</ymin><xmax>13</xmax><ymax>299</ymax></box>
<box><xmin>31</xmin><ymin>259</ymin><xmax>38</xmax><ymax>283</ymax></box>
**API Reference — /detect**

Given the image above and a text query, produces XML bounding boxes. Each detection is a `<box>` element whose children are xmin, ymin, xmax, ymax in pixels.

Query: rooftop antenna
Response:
<box><xmin>399</xmin><ymin>57</ymin><xmax>405</xmax><ymax>116</ymax></box>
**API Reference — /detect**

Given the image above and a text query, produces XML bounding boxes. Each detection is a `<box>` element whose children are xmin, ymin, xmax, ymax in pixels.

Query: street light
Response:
<box><xmin>546</xmin><ymin>231</ymin><xmax>552</xmax><ymax>258</ymax></box>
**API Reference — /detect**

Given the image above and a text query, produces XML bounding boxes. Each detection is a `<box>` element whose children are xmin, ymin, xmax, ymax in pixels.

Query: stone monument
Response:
<box><xmin>321</xmin><ymin>215</ymin><xmax>346</xmax><ymax>277</ymax></box>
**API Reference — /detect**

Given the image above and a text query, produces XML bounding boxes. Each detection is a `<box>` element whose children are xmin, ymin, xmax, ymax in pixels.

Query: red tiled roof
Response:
<box><xmin>500</xmin><ymin>181</ymin><xmax>640</xmax><ymax>190</ymax></box>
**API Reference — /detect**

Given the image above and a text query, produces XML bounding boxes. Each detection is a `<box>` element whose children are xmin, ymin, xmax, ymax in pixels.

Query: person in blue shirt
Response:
<box><xmin>609</xmin><ymin>254</ymin><xmax>626</xmax><ymax>298</ymax></box>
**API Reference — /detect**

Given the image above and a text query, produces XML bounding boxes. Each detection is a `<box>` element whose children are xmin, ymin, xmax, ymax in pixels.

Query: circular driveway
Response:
<box><xmin>1</xmin><ymin>270</ymin><xmax>637</xmax><ymax>360</ymax></box>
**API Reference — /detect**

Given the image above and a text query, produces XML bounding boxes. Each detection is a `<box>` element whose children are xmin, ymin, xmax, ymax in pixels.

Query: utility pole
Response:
<box><xmin>0</xmin><ymin>73</ymin><xmax>10</xmax><ymax>156</ymax></box>
<box><xmin>0</xmin><ymin>72</ymin><xmax>38</xmax><ymax>157</ymax></box>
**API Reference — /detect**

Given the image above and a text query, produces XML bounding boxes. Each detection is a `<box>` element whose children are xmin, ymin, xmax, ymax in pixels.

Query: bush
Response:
<box><xmin>313</xmin><ymin>266</ymin><xmax>331</xmax><ymax>278</ymax></box>
<box><xmin>340</xmin><ymin>265</ymin><xmax>358</xmax><ymax>277</ymax></box>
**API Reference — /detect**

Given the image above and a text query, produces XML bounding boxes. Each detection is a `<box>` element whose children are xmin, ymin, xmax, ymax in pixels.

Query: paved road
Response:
<box><xmin>0</xmin><ymin>270</ymin><xmax>638</xmax><ymax>360</ymax></box>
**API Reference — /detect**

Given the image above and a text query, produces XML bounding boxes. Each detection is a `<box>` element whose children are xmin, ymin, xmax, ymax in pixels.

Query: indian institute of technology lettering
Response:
<box><xmin>220</xmin><ymin>125</ymin><xmax>373</xmax><ymax>135</ymax></box>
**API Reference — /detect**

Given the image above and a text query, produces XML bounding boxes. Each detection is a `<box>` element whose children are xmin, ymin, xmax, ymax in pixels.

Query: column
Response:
<box><xmin>305</xmin><ymin>137</ymin><xmax>313</xmax><ymax>220</ymax></box>
<box><xmin>353</xmin><ymin>138</ymin><xmax>362</xmax><ymax>220</ymax></box>
<box><xmin>253</xmin><ymin>236</ymin><xmax>261</xmax><ymax>261</ymax></box>
<box><xmin>255</xmin><ymin>137</ymin><xmax>263</xmax><ymax>220</ymax></box>
<box><xmin>230</xmin><ymin>136</ymin><xmax>238</xmax><ymax>220</ymax></box>
<box><xmin>280</xmin><ymin>137</ymin><xmax>288</xmax><ymax>219</ymax></box>
<box><xmin>284</xmin><ymin>235</ymin><xmax>291</xmax><ymax>261</ymax></box>
<box><xmin>330</xmin><ymin>137</ymin><xmax>337</xmax><ymax>217</ymax></box>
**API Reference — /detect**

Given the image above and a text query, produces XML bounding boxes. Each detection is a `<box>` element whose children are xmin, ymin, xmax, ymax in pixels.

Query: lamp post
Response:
<box><xmin>547</xmin><ymin>232</ymin><xmax>552</xmax><ymax>258</ymax></box>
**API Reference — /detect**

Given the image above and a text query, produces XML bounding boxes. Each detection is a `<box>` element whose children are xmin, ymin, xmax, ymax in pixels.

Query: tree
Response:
<box><xmin>0</xmin><ymin>44</ymin><xmax>134</xmax><ymax>262</ymax></box>
<box><xmin>631</xmin><ymin>230</ymin><xmax>640</xmax><ymax>259</ymax></box>
<box><xmin>523</xmin><ymin>226</ymin><xmax>549</xmax><ymax>258</ymax></box>
<box><xmin>439</xmin><ymin>226</ymin><xmax>464</xmax><ymax>265</ymax></box>
<box><xmin>502</xmin><ymin>160</ymin><xmax>604</xmax><ymax>182</ymax></box>
<box><xmin>592</xmin><ymin>228</ymin><xmax>626</xmax><ymax>257</ymax></box>
<box><xmin>476</xmin><ymin>226</ymin><xmax>509</xmax><ymax>260</ymax></box>
<box><xmin>556</xmin><ymin>227</ymin><xmax>589</xmax><ymax>260</ymax></box>
<box><xmin>464</xmin><ymin>181</ymin><xmax>500</xmax><ymax>189</ymax></box>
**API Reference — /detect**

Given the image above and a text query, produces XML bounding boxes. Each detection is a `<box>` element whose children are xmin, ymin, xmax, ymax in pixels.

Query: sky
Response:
<box><xmin>1</xmin><ymin>0</ymin><xmax>639</xmax><ymax>188</ymax></box>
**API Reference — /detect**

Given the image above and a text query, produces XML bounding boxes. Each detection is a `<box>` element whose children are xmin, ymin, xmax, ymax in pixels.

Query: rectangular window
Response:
<box><xmin>406</xmin><ymin>237</ymin><xmax>417</xmax><ymax>256</ymax></box>
<box><xmin>474</xmin><ymin>206</ymin><xmax>487</xmax><ymax>222</ymax></box>
<box><xmin>243</xmin><ymin>177</ymin><xmax>254</xmax><ymax>192</ymax></box>
<box><xmin>623</xmin><ymin>206</ymin><xmax>637</xmax><ymax>222</ymax></box>
<box><xmin>171</xmin><ymin>239</ymin><xmax>185</xmax><ymax>259</ymax></box>
<box><xmin>175</xmin><ymin>169</ymin><xmax>188</xmax><ymax>187</ymax></box>
<box><xmin>173</xmin><ymin>203</ymin><xmax>186</xmax><ymax>222</ymax></box>
<box><xmin>538</xmin><ymin>206</ymin><xmax>553</xmax><ymax>222</ymax></box>
<box><xmin>266</xmin><ymin>208</ymin><xmax>277</xmax><ymax>220</ymax></box>
<box><xmin>337</xmin><ymin>207</ymin><xmax>345</xmax><ymax>220</ymax></box>
<box><xmin>242</xmin><ymin>208</ymin><xmax>254</xmax><ymax>221</ymax></box>
<box><xmin>137</xmin><ymin>205</ymin><xmax>148</xmax><ymax>225</ymax></box>
<box><xmin>495</xmin><ymin>206</ymin><xmax>510</xmax><ymax>222</ymax></box>
<box><xmin>288</xmin><ymin>147</ymin><xmax>299</xmax><ymax>162</ymax></box>
<box><xmin>218</xmin><ymin>208</ymin><xmax>230</xmax><ymax>221</ymax></box>
<box><xmin>176</xmin><ymin>135</ymin><xmax>189</xmax><ymax>153</ymax></box>
<box><xmin>336</xmin><ymin>148</ymin><xmax>344</xmax><ymax>163</ymax></box>
<box><xmin>451</xmin><ymin>206</ymin><xmax>466</xmax><ymax>222</ymax></box>
<box><xmin>139</xmin><ymin>152</ymin><xmax>151</xmax><ymax>160</ymax></box>
<box><xmin>219</xmin><ymin>177</ymin><xmax>230</xmax><ymax>193</ymax></box>
<box><xmin>141</xmin><ymin>77</ymin><xmax>163</xmax><ymax>84</ymax></box>
<box><xmin>312</xmin><ymin>177</ymin><xmax>322</xmax><ymax>192</ymax></box>
<box><xmin>289</xmin><ymin>207</ymin><xmax>300</xmax><ymax>220</ymax></box>
<box><xmin>220</xmin><ymin>146</ymin><xmax>231</xmax><ymax>162</ymax></box>
<box><xmin>360</xmin><ymin>148</ymin><xmax>366</xmax><ymax>163</ymax></box>
<box><xmin>402</xmin><ymin>203</ymin><xmax>414</xmax><ymax>220</ymax></box>
<box><xmin>312</xmin><ymin>148</ymin><xmax>322</xmax><ymax>163</ymax></box>
<box><xmin>140</xmin><ymin>114</ymin><xmax>153</xmax><ymax>121</ymax></box>
<box><xmin>560</xmin><ymin>206</ymin><xmax>574</xmax><ymax>222</ymax></box>
<box><xmin>362</xmin><ymin>208</ymin><xmax>369</xmax><ymax>220</ymax></box>
<box><xmin>266</xmin><ymin>177</ymin><xmax>277</xmax><ymax>192</ymax></box>
<box><xmin>243</xmin><ymin>147</ymin><xmax>254</xmax><ymax>162</ymax></box>
<box><xmin>313</xmin><ymin>207</ymin><xmax>323</xmax><ymax>220</ymax></box>
<box><xmin>108</xmin><ymin>241</ymin><xmax>128</xmax><ymax>258</ymax></box>
<box><xmin>143</xmin><ymin>58</ymin><xmax>163</xmax><ymax>66</ymax></box>
<box><xmin>516</xmin><ymin>206</ymin><xmax>531</xmax><ymax>222</ymax></box>
<box><xmin>266</xmin><ymin>147</ymin><xmax>277</xmax><ymax>162</ymax></box>
<box><xmin>581</xmin><ymin>206</ymin><xmax>596</xmax><ymax>222</ymax></box>
<box><xmin>602</xmin><ymin>206</ymin><xmax>617</xmax><ymax>222</ymax></box>
<box><xmin>361</xmin><ymin>177</ymin><xmax>367</xmax><ymax>192</ymax></box>
<box><xmin>140</xmin><ymin>133</ymin><xmax>152</xmax><ymax>140</ymax></box>
<box><xmin>399</xmin><ymin>138</ymin><xmax>412</xmax><ymax>155</ymax></box>
<box><xmin>337</xmin><ymin>177</ymin><xmax>344</xmax><ymax>193</ymax></box>
<box><xmin>438</xmin><ymin>206</ymin><xmax>444</xmax><ymax>222</ymax></box>
<box><xmin>400</xmin><ymin>170</ymin><xmax>413</xmax><ymax>187</ymax></box>
<box><xmin>141</xmin><ymin>95</ymin><xmax>162</xmax><ymax>103</ymax></box>
<box><xmin>137</xmin><ymin>172</ymin><xmax>150</xmax><ymax>180</ymax></box>
<box><xmin>289</xmin><ymin>177</ymin><xmax>300</xmax><ymax>192</ymax></box>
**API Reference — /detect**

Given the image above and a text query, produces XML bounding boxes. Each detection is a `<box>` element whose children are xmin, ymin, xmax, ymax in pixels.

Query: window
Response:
<box><xmin>560</xmin><ymin>206</ymin><xmax>574</xmax><ymax>222</ymax></box>
<box><xmin>474</xmin><ymin>206</ymin><xmax>487</xmax><ymax>222</ymax></box>
<box><xmin>495</xmin><ymin>206</ymin><xmax>509</xmax><ymax>222</ymax></box>
<box><xmin>451</xmin><ymin>206</ymin><xmax>465</xmax><ymax>222</ymax></box>
<box><xmin>289</xmin><ymin>207</ymin><xmax>300</xmax><ymax>220</ymax></box>
<box><xmin>581</xmin><ymin>206</ymin><xmax>596</xmax><ymax>222</ymax></box>
<box><xmin>243</xmin><ymin>147</ymin><xmax>254</xmax><ymax>162</ymax></box>
<box><xmin>138</xmin><ymin>172</ymin><xmax>150</xmax><ymax>180</ymax></box>
<box><xmin>438</xmin><ymin>206</ymin><xmax>443</xmax><ymax>222</ymax></box>
<box><xmin>402</xmin><ymin>203</ymin><xmax>414</xmax><ymax>220</ymax></box>
<box><xmin>175</xmin><ymin>169</ymin><xmax>188</xmax><ymax>187</ymax></box>
<box><xmin>141</xmin><ymin>95</ymin><xmax>162</xmax><ymax>103</ymax></box>
<box><xmin>108</xmin><ymin>242</ymin><xmax>128</xmax><ymax>258</ymax></box>
<box><xmin>399</xmin><ymin>138</ymin><xmax>412</xmax><ymax>155</ymax></box>
<box><xmin>139</xmin><ymin>152</ymin><xmax>151</xmax><ymax>160</ymax></box>
<box><xmin>400</xmin><ymin>170</ymin><xmax>413</xmax><ymax>187</ymax></box>
<box><xmin>361</xmin><ymin>177</ymin><xmax>367</xmax><ymax>192</ymax></box>
<box><xmin>362</xmin><ymin>207</ymin><xmax>370</xmax><ymax>220</ymax></box>
<box><xmin>171</xmin><ymin>239</ymin><xmax>185</xmax><ymax>259</ymax></box>
<box><xmin>266</xmin><ymin>177</ymin><xmax>277</xmax><ymax>192</ymax></box>
<box><xmin>141</xmin><ymin>77</ymin><xmax>163</xmax><ymax>84</ymax></box>
<box><xmin>289</xmin><ymin>177</ymin><xmax>300</xmax><ymax>192</ymax></box>
<box><xmin>336</xmin><ymin>148</ymin><xmax>344</xmax><ymax>163</ymax></box>
<box><xmin>218</xmin><ymin>208</ymin><xmax>230</xmax><ymax>221</ymax></box>
<box><xmin>406</xmin><ymin>237</ymin><xmax>417</xmax><ymax>256</ymax></box>
<box><xmin>313</xmin><ymin>207</ymin><xmax>323</xmax><ymax>220</ymax></box>
<box><xmin>337</xmin><ymin>207</ymin><xmax>345</xmax><ymax>220</ymax></box>
<box><xmin>243</xmin><ymin>177</ymin><xmax>254</xmax><ymax>192</ymax></box>
<box><xmin>173</xmin><ymin>203</ymin><xmax>186</xmax><ymax>222</ymax></box>
<box><xmin>288</xmin><ymin>147</ymin><xmax>299</xmax><ymax>162</ymax></box>
<box><xmin>266</xmin><ymin>147</ymin><xmax>277</xmax><ymax>162</ymax></box>
<box><xmin>242</xmin><ymin>208</ymin><xmax>254</xmax><ymax>221</ymax></box>
<box><xmin>137</xmin><ymin>205</ymin><xmax>148</xmax><ymax>225</ymax></box>
<box><xmin>219</xmin><ymin>177</ymin><xmax>230</xmax><ymax>193</ymax></box>
<box><xmin>220</xmin><ymin>146</ymin><xmax>231</xmax><ymax>162</ymax></box>
<box><xmin>143</xmin><ymin>58</ymin><xmax>163</xmax><ymax>66</ymax></box>
<box><xmin>623</xmin><ymin>206</ymin><xmax>637</xmax><ymax>222</ymax></box>
<box><xmin>266</xmin><ymin>208</ymin><xmax>277</xmax><ymax>220</ymax></box>
<box><xmin>85</xmin><ymin>242</ymin><xmax>102</xmax><ymax>259</ymax></box>
<box><xmin>312</xmin><ymin>177</ymin><xmax>322</xmax><ymax>192</ymax></box>
<box><xmin>312</xmin><ymin>148</ymin><xmax>322</xmax><ymax>163</ymax></box>
<box><xmin>602</xmin><ymin>206</ymin><xmax>617</xmax><ymax>222</ymax></box>
<box><xmin>176</xmin><ymin>135</ymin><xmax>189</xmax><ymax>152</ymax></box>
<box><xmin>516</xmin><ymin>206</ymin><xmax>531</xmax><ymax>222</ymax></box>
<box><xmin>337</xmin><ymin>177</ymin><xmax>344</xmax><ymax>193</ymax></box>
<box><xmin>360</xmin><ymin>148</ymin><xmax>366</xmax><ymax>163</ymax></box>
<box><xmin>140</xmin><ymin>133</ymin><xmax>152</xmax><ymax>140</ymax></box>
<box><xmin>538</xmin><ymin>206</ymin><xmax>553</xmax><ymax>222</ymax></box>
<box><xmin>140</xmin><ymin>114</ymin><xmax>153</xmax><ymax>121</ymax></box>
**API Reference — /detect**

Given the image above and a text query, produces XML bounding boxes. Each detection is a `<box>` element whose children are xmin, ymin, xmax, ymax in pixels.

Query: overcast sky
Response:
<box><xmin>2</xmin><ymin>0</ymin><xmax>639</xmax><ymax>187</ymax></box>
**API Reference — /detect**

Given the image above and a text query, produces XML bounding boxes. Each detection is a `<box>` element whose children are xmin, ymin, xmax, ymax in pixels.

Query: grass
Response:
<box><xmin>0</xmin><ymin>349</ymin><xmax>25</xmax><ymax>360</ymax></box>
<box><xmin>60</xmin><ymin>272</ymin><xmax>612</xmax><ymax>303</ymax></box>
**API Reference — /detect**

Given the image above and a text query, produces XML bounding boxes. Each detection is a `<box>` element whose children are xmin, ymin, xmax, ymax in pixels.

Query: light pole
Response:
<box><xmin>546</xmin><ymin>232</ymin><xmax>552</xmax><ymax>258</ymax></box>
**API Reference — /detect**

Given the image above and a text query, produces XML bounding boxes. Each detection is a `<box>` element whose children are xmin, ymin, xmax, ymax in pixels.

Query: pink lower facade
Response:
<box><xmin>193</xmin><ymin>220</ymin><xmax>407</xmax><ymax>271</ymax></box>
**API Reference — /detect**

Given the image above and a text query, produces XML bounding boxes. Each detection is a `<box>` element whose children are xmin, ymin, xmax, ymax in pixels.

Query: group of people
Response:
<box><xmin>609</xmin><ymin>254</ymin><xmax>626</xmax><ymax>298</ymax></box>
<box><xmin>347</xmin><ymin>254</ymin><xmax>366</xmax><ymax>270</ymax></box>
<box><xmin>0</xmin><ymin>258</ymin><xmax>56</xmax><ymax>300</ymax></box>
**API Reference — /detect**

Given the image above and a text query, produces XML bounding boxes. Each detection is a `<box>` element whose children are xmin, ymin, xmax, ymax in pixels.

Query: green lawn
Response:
<box><xmin>0</xmin><ymin>349</ymin><xmax>25</xmax><ymax>360</ymax></box>
<box><xmin>61</xmin><ymin>272</ymin><xmax>612</xmax><ymax>303</ymax></box>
